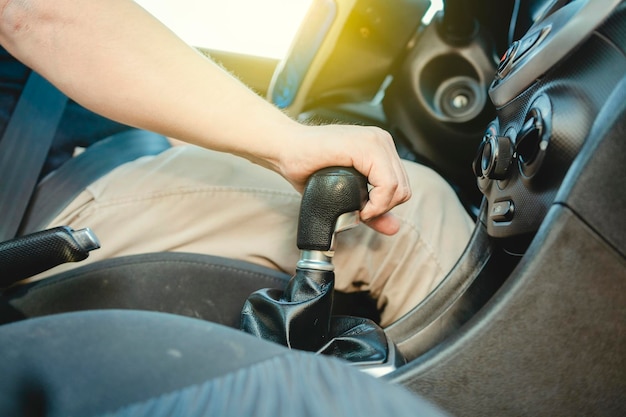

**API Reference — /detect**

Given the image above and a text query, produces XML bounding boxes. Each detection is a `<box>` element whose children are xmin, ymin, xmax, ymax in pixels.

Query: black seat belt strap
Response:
<box><xmin>0</xmin><ymin>71</ymin><xmax>68</xmax><ymax>241</ymax></box>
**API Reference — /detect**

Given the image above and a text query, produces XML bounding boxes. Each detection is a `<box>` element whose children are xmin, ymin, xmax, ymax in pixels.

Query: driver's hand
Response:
<box><xmin>276</xmin><ymin>124</ymin><xmax>412</xmax><ymax>236</ymax></box>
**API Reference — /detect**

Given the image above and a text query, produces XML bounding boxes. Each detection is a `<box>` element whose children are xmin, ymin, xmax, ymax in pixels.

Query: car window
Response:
<box><xmin>135</xmin><ymin>0</ymin><xmax>313</xmax><ymax>59</ymax></box>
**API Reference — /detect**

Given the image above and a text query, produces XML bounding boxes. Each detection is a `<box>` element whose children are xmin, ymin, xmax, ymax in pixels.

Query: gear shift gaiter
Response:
<box><xmin>241</xmin><ymin>167</ymin><xmax>404</xmax><ymax>374</ymax></box>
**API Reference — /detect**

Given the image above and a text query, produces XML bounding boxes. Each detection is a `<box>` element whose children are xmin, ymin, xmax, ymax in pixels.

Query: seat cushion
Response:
<box><xmin>0</xmin><ymin>310</ymin><xmax>449</xmax><ymax>417</ymax></box>
<box><xmin>1</xmin><ymin>252</ymin><xmax>290</xmax><ymax>327</ymax></box>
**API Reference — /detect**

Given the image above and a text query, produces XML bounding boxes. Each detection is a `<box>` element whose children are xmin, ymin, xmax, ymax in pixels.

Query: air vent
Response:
<box><xmin>517</xmin><ymin>108</ymin><xmax>549</xmax><ymax>178</ymax></box>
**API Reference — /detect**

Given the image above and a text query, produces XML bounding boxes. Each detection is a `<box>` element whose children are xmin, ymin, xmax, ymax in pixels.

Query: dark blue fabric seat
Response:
<box><xmin>0</xmin><ymin>309</ymin><xmax>448</xmax><ymax>417</ymax></box>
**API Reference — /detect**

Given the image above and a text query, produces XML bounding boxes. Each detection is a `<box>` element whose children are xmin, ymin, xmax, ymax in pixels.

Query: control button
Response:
<box><xmin>514</xmin><ymin>26</ymin><xmax>552</xmax><ymax>65</ymax></box>
<box><xmin>496</xmin><ymin>41</ymin><xmax>519</xmax><ymax>79</ymax></box>
<box><xmin>515</xmin><ymin>30</ymin><xmax>541</xmax><ymax>60</ymax></box>
<box><xmin>480</xmin><ymin>135</ymin><xmax>514</xmax><ymax>180</ymax></box>
<box><xmin>491</xmin><ymin>200</ymin><xmax>514</xmax><ymax>222</ymax></box>
<box><xmin>472</xmin><ymin>137</ymin><xmax>488</xmax><ymax>178</ymax></box>
<box><xmin>496</xmin><ymin>26</ymin><xmax>550</xmax><ymax>82</ymax></box>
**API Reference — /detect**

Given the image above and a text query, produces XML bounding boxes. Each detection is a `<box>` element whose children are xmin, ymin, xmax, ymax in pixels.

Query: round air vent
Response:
<box><xmin>517</xmin><ymin>108</ymin><xmax>549</xmax><ymax>178</ymax></box>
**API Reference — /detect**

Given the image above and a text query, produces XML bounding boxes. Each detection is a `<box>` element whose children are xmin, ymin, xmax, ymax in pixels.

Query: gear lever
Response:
<box><xmin>241</xmin><ymin>167</ymin><xmax>404</xmax><ymax>375</ymax></box>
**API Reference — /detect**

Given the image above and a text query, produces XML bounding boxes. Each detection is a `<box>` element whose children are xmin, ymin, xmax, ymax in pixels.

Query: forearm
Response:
<box><xmin>0</xmin><ymin>0</ymin><xmax>412</xmax><ymax>230</ymax></box>
<box><xmin>0</xmin><ymin>0</ymin><xmax>296</xmax><ymax>171</ymax></box>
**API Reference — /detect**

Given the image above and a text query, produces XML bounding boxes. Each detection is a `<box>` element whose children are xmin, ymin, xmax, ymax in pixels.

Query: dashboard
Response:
<box><xmin>475</xmin><ymin>0</ymin><xmax>625</xmax><ymax>242</ymax></box>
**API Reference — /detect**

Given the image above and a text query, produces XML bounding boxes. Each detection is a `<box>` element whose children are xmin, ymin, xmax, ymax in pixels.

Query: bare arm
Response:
<box><xmin>0</xmin><ymin>0</ymin><xmax>410</xmax><ymax>234</ymax></box>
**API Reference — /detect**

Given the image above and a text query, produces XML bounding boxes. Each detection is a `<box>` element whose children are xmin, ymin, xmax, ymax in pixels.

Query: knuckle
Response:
<box><xmin>403</xmin><ymin>186</ymin><xmax>412</xmax><ymax>202</ymax></box>
<box><xmin>396</xmin><ymin>183</ymin><xmax>411</xmax><ymax>204</ymax></box>
<box><xmin>366</xmin><ymin>126</ymin><xmax>392</xmax><ymax>144</ymax></box>
<box><xmin>386</xmin><ymin>179</ymin><xmax>400</xmax><ymax>200</ymax></box>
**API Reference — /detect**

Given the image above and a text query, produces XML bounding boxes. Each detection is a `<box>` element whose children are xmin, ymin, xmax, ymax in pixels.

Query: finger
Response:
<box><xmin>363</xmin><ymin>212</ymin><xmax>401</xmax><ymax>235</ymax></box>
<box><xmin>361</xmin><ymin>153</ymin><xmax>410</xmax><ymax>219</ymax></box>
<box><xmin>361</xmin><ymin>181</ymin><xmax>396</xmax><ymax>222</ymax></box>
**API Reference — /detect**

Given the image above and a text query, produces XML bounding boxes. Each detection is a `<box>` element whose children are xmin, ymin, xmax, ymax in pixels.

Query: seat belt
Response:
<box><xmin>19</xmin><ymin>129</ymin><xmax>170</xmax><ymax>235</ymax></box>
<box><xmin>0</xmin><ymin>71</ymin><xmax>68</xmax><ymax>241</ymax></box>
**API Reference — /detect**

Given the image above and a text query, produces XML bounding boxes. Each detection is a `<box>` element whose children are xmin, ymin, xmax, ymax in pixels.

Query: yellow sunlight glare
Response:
<box><xmin>135</xmin><ymin>0</ymin><xmax>314</xmax><ymax>59</ymax></box>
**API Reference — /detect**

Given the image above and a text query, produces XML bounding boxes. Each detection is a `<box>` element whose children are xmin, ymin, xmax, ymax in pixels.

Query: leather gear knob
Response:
<box><xmin>297</xmin><ymin>167</ymin><xmax>368</xmax><ymax>251</ymax></box>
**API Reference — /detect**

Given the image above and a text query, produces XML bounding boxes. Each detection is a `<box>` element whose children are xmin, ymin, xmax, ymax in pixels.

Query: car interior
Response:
<box><xmin>0</xmin><ymin>0</ymin><xmax>624</xmax><ymax>416</ymax></box>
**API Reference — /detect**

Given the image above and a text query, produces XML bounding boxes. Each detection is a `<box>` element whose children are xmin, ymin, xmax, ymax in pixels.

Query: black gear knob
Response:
<box><xmin>297</xmin><ymin>167</ymin><xmax>368</xmax><ymax>252</ymax></box>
